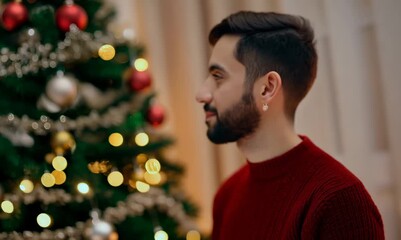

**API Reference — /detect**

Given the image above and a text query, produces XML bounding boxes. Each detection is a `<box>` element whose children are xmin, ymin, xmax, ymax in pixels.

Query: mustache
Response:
<box><xmin>204</xmin><ymin>104</ymin><xmax>217</xmax><ymax>113</ymax></box>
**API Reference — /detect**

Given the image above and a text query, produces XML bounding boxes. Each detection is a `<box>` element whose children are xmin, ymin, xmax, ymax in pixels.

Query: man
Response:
<box><xmin>196</xmin><ymin>11</ymin><xmax>384</xmax><ymax>239</ymax></box>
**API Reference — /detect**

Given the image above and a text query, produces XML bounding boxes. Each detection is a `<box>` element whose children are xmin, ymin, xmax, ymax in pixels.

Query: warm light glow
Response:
<box><xmin>41</xmin><ymin>172</ymin><xmax>56</xmax><ymax>187</ymax></box>
<box><xmin>52</xmin><ymin>156</ymin><xmax>68</xmax><ymax>171</ymax></box>
<box><xmin>98</xmin><ymin>44</ymin><xmax>115</xmax><ymax>61</ymax></box>
<box><xmin>19</xmin><ymin>179</ymin><xmax>34</xmax><ymax>193</ymax></box>
<box><xmin>136</xmin><ymin>180</ymin><xmax>150</xmax><ymax>193</ymax></box>
<box><xmin>136</xmin><ymin>153</ymin><xmax>148</xmax><ymax>164</ymax></box>
<box><xmin>52</xmin><ymin>170</ymin><xmax>67</xmax><ymax>185</ymax></box>
<box><xmin>108</xmin><ymin>171</ymin><xmax>124</xmax><ymax>187</ymax></box>
<box><xmin>109</xmin><ymin>133</ymin><xmax>124</xmax><ymax>147</ymax></box>
<box><xmin>186</xmin><ymin>230</ymin><xmax>201</xmax><ymax>240</ymax></box>
<box><xmin>37</xmin><ymin>213</ymin><xmax>52</xmax><ymax>228</ymax></box>
<box><xmin>134</xmin><ymin>58</ymin><xmax>149</xmax><ymax>72</ymax></box>
<box><xmin>1</xmin><ymin>200</ymin><xmax>14</xmax><ymax>214</ymax></box>
<box><xmin>144</xmin><ymin>172</ymin><xmax>161</xmax><ymax>185</ymax></box>
<box><xmin>135</xmin><ymin>132</ymin><xmax>149</xmax><ymax>146</ymax></box>
<box><xmin>77</xmin><ymin>182</ymin><xmax>90</xmax><ymax>194</ymax></box>
<box><xmin>154</xmin><ymin>230</ymin><xmax>168</xmax><ymax>240</ymax></box>
<box><xmin>145</xmin><ymin>158</ymin><xmax>161</xmax><ymax>174</ymax></box>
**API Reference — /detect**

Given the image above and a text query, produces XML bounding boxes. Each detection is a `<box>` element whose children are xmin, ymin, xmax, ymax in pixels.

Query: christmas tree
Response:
<box><xmin>0</xmin><ymin>0</ymin><xmax>201</xmax><ymax>239</ymax></box>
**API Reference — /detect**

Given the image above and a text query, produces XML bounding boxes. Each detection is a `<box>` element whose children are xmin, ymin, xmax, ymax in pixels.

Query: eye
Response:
<box><xmin>211</xmin><ymin>72</ymin><xmax>223</xmax><ymax>81</ymax></box>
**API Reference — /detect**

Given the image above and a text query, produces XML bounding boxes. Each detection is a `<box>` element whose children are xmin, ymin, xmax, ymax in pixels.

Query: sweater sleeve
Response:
<box><xmin>309</xmin><ymin>183</ymin><xmax>385</xmax><ymax>240</ymax></box>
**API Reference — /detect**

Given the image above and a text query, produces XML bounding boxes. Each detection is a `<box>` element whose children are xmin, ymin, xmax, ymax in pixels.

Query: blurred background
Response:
<box><xmin>113</xmin><ymin>0</ymin><xmax>401</xmax><ymax>239</ymax></box>
<box><xmin>0</xmin><ymin>0</ymin><xmax>400</xmax><ymax>239</ymax></box>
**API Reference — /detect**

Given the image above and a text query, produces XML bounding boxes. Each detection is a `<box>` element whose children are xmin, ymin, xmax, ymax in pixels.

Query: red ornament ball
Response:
<box><xmin>129</xmin><ymin>70</ymin><xmax>152</xmax><ymax>92</ymax></box>
<box><xmin>146</xmin><ymin>104</ymin><xmax>165</xmax><ymax>127</ymax></box>
<box><xmin>1</xmin><ymin>2</ymin><xmax>28</xmax><ymax>31</ymax></box>
<box><xmin>55</xmin><ymin>3</ymin><xmax>88</xmax><ymax>32</ymax></box>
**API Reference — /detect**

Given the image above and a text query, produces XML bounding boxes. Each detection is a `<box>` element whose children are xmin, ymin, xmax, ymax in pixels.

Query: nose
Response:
<box><xmin>195</xmin><ymin>83</ymin><xmax>213</xmax><ymax>104</ymax></box>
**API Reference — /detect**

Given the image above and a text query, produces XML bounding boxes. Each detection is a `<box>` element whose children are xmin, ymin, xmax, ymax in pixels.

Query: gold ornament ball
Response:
<box><xmin>51</xmin><ymin>131</ymin><xmax>75</xmax><ymax>151</ymax></box>
<box><xmin>98</xmin><ymin>44</ymin><xmax>116</xmax><ymax>61</ymax></box>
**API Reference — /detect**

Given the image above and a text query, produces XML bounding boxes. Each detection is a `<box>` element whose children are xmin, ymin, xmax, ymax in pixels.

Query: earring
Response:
<box><xmin>262</xmin><ymin>103</ymin><xmax>269</xmax><ymax>112</ymax></box>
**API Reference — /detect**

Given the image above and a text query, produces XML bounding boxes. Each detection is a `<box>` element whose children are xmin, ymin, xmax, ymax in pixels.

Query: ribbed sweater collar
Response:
<box><xmin>247</xmin><ymin>135</ymin><xmax>315</xmax><ymax>180</ymax></box>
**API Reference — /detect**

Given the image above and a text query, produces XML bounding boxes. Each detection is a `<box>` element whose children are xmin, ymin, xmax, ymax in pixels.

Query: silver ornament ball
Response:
<box><xmin>46</xmin><ymin>72</ymin><xmax>78</xmax><ymax>108</ymax></box>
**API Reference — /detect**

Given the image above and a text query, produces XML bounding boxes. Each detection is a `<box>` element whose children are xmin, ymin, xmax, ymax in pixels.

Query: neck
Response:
<box><xmin>237</xmin><ymin>114</ymin><xmax>301</xmax><ymax>163</ymax></box>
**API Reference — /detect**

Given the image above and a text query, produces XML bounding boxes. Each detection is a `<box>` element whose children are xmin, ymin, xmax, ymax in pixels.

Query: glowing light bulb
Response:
<box><xmin>154</xmin><ymin>230</ymin><xmax>168</xmax><ymax>240</ymax></box>
<box><xmin>135</xmin><ymin>132</ymin><xmax>149</xmax><ymax>146</ymax></box>
<box><xmin>107</xmin><ymin>171</ymin><xmax>124</xmax><ymax>187</ymax></box>
<box><xmin>186</xmin><ymin>230</ymin><xmax>201</xmax><ymax>240</ymax></box>
<box><xmin>52</xmin><ymin>156</ymin><xmax>68</xmax><ymax>171</ymax></box>
<box><xmin>41</xmin><ymin>172</ymin><xmax>55</xmax><ymax>187</ymax></box>
<box><xmin>37</xmin><ymin>213</ymin><xmax>52</xmax><ymax>228</ymax></box>
<box><xmin>1</xmin><ymin>200</ymin><xmax>14</xmax><ymax>214</ymax></box>
<box><xmin>109</xmin><ymin>133</ymin><xmax>124</xmax><ymax>147</ymax></box>
<box><xmin>145</xmin><ymin>158</ymin><xmax>161</xmax><ymax>174</ymax></box>
<box><xmin>19</xmin><ymin>179</ymin><xmax>34</xmax><ymax>193</ymax></box>
<box><xmin>144</xmin><ymin>172</ymin><xmax>161</xmax><ymax>185</ymax></box>
<box><xmin>52</xmin><ymin>170</ymin><xmax>66</xmax><ymax>185</ymax></box>
<box><xmin>77</xmin><ymin>182</ymin><xmax>90</xmax><ymax>194</ymax></box>
<box><xmin>136</xmin><ymin>180</ymin><xmax>150</xmax><ymax>193</ymax></box>
<box><xmin>98</xmin><ymin>44</ymin><xmax>115</xmax><ymax>61</ymax></box>
<box><xmin>134</xmin><ymin>58</ymin><xmax>149</xmax><ymax>72</ymax></box>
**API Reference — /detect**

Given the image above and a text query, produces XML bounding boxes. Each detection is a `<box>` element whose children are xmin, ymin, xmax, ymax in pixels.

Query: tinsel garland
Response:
<box><xmin>0</xmin><ymin>93</ymin><xmax>145</xmax><ymax>136</ymax></box>
<box><xmin>0</xmin><ymin>188</ymin><xmax>197</xmax><ymax>240</ymax></box>
<box><xmin>0</xmin><ymin>24</ymin><xmax>123</xmax><ymax>78</ymax></box>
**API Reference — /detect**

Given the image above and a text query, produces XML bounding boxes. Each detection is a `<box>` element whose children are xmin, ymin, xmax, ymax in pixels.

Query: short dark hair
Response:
<box><xmin>209</xmin><ymin>11</ymin><xmax>317</xmax><ymax>120</ymax></box>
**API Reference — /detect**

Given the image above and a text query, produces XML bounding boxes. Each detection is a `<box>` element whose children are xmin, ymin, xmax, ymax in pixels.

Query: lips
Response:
<box><xmin>205</xmin><ymin>111</ymin><xmax>216</xmax><ymax>119</ymax></box>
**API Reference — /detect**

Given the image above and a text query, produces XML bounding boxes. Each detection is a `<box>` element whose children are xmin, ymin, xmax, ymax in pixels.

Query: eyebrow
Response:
<box><xmin>208</xmin><ymin>64</ymin><xmax>226</xmax><ymax>73</ymax></box>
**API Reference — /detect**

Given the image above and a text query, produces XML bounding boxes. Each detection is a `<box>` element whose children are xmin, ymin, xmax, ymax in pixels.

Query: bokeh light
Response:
<box><xmin>135</xmin><ymin>132</ymin><xmax>149</xmax><ymax>146</ymax></box>
<box><xmin>134</xmin><ymin>58</ymin><xmax>149</xmax><ymax>72</ymax></box>
<box><xmin>19</xmin><ymin>179</ymin><xmax>34</xmax><ymax>193</ymax></box>
<box><xmin>109</xmin><ymin>133</ymin><xmax>124</xmax><ymax>147</ymax></box>
<box><xmin>1</xmin><ymin>200</ymin><xmax>14</xmax><ymax>214</ymax></box>
<box><xmin>52</xmin><ymin>156</ymin><xmax>68</xmax><ymax>171</ymax></box>
<box><xmin>108</xmin><ymin>171</ymin><xmax>124</xmax><ymax>187</ymax></box>
<box><xmin>37</xmin><ymin>213</ymin><xmax>52</xmax><ymax>228</ymax></box>
<box><xmin>145</xmin><ymin>158</ymin><xmax>161</xmax><ymax>174</ymax></box>
<box><xmin>77</xmin><ymin>182</ymin><xmax>90</xmax><ymax>194</ymax></box>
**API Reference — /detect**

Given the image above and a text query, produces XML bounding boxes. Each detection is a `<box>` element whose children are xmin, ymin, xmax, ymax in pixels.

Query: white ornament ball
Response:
<box><xmin>46</xmin><ymin>73</ymin><xmax>78</xmax><ymax>108</ymax></box>
<box><xmin>84</xmin><ymin>219</ymin><xmax>114</xmax><ymax>240</ymax></box>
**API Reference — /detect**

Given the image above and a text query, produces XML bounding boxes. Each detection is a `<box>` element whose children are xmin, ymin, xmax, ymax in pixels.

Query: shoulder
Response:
<box><xmin>303</xmin><ymin>182</ymin><xmax>384</xmax><ymax>239</ymax></box>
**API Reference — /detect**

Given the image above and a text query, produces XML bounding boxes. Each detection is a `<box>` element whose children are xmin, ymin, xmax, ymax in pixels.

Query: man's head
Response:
<box><xmin>196</xmin><ymin>11</ymin><xmax>317</xmax><ymax>144</ymax></box>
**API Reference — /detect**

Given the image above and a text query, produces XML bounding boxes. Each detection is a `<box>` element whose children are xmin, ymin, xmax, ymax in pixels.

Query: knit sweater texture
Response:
<box><xmin>212</xmin><ymin>136</ymin><xmax>384</xmax><ymax>240</ymax></box>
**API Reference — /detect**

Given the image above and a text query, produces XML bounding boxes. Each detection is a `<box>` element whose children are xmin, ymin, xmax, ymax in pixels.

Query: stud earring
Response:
<box><xmin>262</xmin><ymin>103</ymin><xmax>269</xmax><ymax>112</ymax></box>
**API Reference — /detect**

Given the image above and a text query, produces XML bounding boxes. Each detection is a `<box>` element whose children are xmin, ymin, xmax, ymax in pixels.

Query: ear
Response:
<box><xmin>259</xmin><ymin>71</ymin><xmax>282</xmax><ymax>103</ymax></box>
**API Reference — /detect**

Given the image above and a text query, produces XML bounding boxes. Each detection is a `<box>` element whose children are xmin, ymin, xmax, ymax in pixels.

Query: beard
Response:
<box><xmin>205</xmin><ymin>94</ymin><xmax>261</xmax><ymax>144</ymax></box>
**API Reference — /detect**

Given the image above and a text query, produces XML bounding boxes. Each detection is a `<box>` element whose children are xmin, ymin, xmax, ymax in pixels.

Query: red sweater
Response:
<box><xmin>212</xmin><ymin>136</ymin><xmax>384</xmax><ymax>240</ymax></box>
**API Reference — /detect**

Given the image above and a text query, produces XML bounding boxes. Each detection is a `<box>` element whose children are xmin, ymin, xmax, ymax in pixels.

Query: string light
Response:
<box><xmin>144</xmin><ymin>172</ymin><xmax>161</xmax><ymax>185</ymax></box>
<box><xmin>52</xmin><ymin>156</ymin><xmax>68</xmax><ymax>171</ymax></box>
<box><xmin>77</xmin><ymin>182</ymin><xmax>90</xmax><ymax>194</ymax></box>
<box><xmin>41</xmin><ymin>172</ymin><xmax>56</xmax><ymax>187</ymax></box>
<box><xmin>186</xmin><ymin>230</ymin><xmax>201</xmax><ymax>240</ymax></box>
<box><xmin>107</xmin><ymin>170</ymin><xmax>124</xmax><ymax>187</ymax></box>
<box><xmin>135</xmin><ymin>132</ymin><xmax>149</xmax><ymax>146</ymax></box>
<box><xmin>134</xmin><ymin>58</ymin><xmax>149</xmax><ymax>72</ymax></box>
<box><xmin>52</xmin><ymin>170</ymin><xmax>67</xmax><ymax>185</ymax></box>
<box><xmin>37</xmin><ymin>213</ymin><xmax>52</xmax><ymax>228</ymax></box>
<box><xmin>19</xmin><ymin>179</ymin><xmax>34</xmax><ymax>193</ymax></box>
<box><xmin>108</xmin><ymin>132</ymin><xmax>124</xmax><ymax>147</ymax></box>
<box><xmin>1</xmin><ymin>200</ymin><xmax>14</xmax><ymax>214</ymax></box>
<box><xmin>145</xmin><ymin>158</ymin><xmax>161</xmax><ymax>174</ymax></box>
<box><xmin>98</xmin><ymin>44</ymin><xmax>115</xmax><ymax>61</ymax></box>
<box><xmin>154</xmin><ymin>230</ymin><xmax>168</xmax><ymax>240</ymax></box>
<box><xmin>136</xmin><ymin>180</ymin><xmax>150</xmax><ymax>193</ymax></box>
